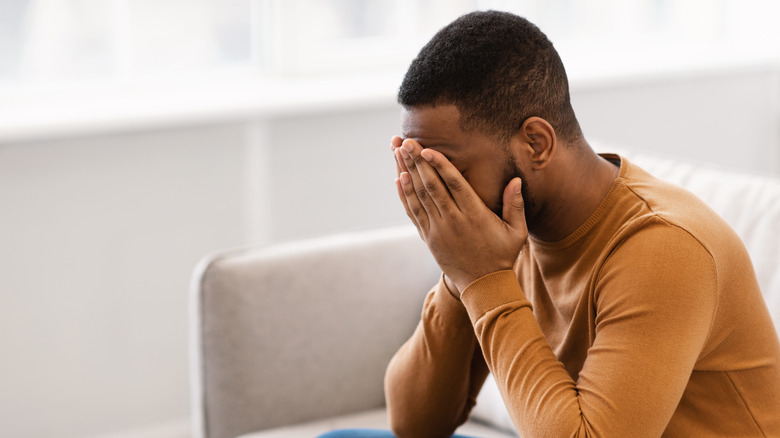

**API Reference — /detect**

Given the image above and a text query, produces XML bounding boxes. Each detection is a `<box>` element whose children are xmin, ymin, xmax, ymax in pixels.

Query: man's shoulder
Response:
<box><xmin>616</xmin><ymin>158</ymin><xmax>744</xmax><ymax>257</ymax></box>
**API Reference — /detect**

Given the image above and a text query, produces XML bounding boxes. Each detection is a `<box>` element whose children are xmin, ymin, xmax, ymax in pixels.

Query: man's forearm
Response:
<box><xmin>384</xmin><ymin>279</ymin><xmax>488</xmax><ymax>438</ymax></box>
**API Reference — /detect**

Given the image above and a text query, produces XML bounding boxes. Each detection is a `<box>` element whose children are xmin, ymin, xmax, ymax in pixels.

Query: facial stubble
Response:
<box><xmin>494</xmin><ymin>155</ymin><xmax>538</xmax><ymax>228</ymax></box>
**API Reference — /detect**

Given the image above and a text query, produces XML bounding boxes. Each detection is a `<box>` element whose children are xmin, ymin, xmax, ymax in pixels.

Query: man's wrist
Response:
<box><xmin>442</xmin><ymin>274</ymin><xmax>461</xmax><ymax>299</ymax></box>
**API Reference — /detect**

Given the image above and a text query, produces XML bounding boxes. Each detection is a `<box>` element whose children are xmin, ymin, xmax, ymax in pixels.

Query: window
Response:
<box><xmin>0</xmin><ymin>0</ymin><xmax>253</xmax><ymax>87</ymax></box>
<box><xmin>1</xmin><ymin>1</ymin><xmax>778</xmax><ymax>94</ymax></box>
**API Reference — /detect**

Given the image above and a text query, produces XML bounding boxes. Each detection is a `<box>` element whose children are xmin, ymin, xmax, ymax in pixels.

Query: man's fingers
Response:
<box><xmin>398</xmin><ymin>171</ymin><xmax>429</xmax><ymax>230</ymax></box>
<box><xmin>392</xmin><ymin>138</ymin><xmax>427</xmax><ymax>229</ymax></box>
<box><xmin>395</xmin><ymin>176</ymin><xmax>423</xmax><ymax>229</ymax></box>
<box><xmin>399</xmin><ymin>140</ymin><xmax>441</xmax><ymax>218</ymax></box>
<box><xmin>502</xmin><ymin>177</ymin><xmax>527</xmax><ymax>232</ymax></box>
<box><xmin>391</xmin><ymin>136</ymin><xmax>405</xmax><ymax>177</ymax></box>
<box><xmin>419</xmin><ymin>148</ymin><xmax>478</xmax><ymax>210</ymax></box>
<box><xmin>394</xmin><ymin>142</ymin><xmax>409</xmax><ymax>175</ymax></box>
<box><xmin>396</xmin><ymin>176</ymin><xmax>428</xmax><ymax>236</ymax></box>
<box><xmin>391</xmin><ymin>136</ymin><xmax>403</xmax><ymax>150</ymax></box>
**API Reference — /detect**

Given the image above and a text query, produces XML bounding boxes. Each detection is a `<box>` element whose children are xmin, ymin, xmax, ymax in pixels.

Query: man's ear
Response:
<box><xmin>517</xmin><ymin>117</ymin><xmax>556</xmax><ymax>170</ymax></box>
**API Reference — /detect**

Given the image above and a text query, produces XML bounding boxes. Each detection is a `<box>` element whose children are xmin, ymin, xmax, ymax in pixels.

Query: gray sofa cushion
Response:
<box><xmin>190</xmin><ymin>226</ymin><xmax>440</xmax><ymax>438</ymax></box>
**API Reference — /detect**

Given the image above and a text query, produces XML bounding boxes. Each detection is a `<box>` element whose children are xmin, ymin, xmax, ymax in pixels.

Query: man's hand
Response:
<box><xmin>391</xmin><ymin>137</ymin><xmax>528</xmax><ymax>293</ymax></box>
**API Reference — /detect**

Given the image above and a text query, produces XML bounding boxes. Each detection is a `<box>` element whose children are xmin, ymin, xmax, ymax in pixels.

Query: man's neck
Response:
<box><xmin>529</xmin><ymin>146</ymin><xmax>620</xmax><ymax>242</ymax></box>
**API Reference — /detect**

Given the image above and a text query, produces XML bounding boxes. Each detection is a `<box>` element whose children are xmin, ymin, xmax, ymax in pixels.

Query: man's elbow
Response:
<box><xmin>387</xmin><ymin>412</ymin><xmax>456</xmax><ymax>438</ymax></box>
<box><xmin>387</xmin><ymin>413</ymin><xmax>419</xmax><ymax>438</ymax></box>
<box><xmin>384</xmin><ymin>349</ymin><xmax>460</xmax><ymax>437</ymax></box>
<box><xmin>386</xmin><ymin>393</ymin><xmax>461</xmax><ymax>438</ymax></box>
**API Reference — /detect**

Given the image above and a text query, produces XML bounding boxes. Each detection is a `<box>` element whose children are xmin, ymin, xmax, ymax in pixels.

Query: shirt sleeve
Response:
<box><xmin>460</xmin><ymin>223</ymin><xmax>718</xmax><ymax>437</ymax></box>
<box><xmin>384</xmin><ymin>275</ymin><xmax>490</xmax><ymax>438</ymax></box>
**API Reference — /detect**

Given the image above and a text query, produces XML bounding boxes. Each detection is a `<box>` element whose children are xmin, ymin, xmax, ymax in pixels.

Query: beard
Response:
<box><xmin>493</xmin><ymin>154</ymin><xmax>539</xmax><ymax>229</ymax></box>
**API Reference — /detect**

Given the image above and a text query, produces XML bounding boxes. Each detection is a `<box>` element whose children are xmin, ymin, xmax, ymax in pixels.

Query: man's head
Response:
<box><xmin>398</xmin><ymin>10</ymin><xmax>581</xmax><ymax>145</ymax></box>
<box><xmin>400</xmin><ymin>104</ymin><xmax>539</xmax><ymax>222</ymax></box>
<box><xmin>399</xmin><ymin>11</ymin><xmax>587</xmax><ymax>231</ymax></box>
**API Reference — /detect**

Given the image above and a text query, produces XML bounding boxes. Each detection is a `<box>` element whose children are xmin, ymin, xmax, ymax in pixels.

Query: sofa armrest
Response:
<box><xmin>189</xmin><ymin>226</ymin><xmax>439</xmax><ymax>438</ymax></box>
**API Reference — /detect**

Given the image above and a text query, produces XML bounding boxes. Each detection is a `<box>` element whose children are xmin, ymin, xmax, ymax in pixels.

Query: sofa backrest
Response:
<box><xmin>190</xmin><ymin>226</ymin><xmax>439</xmax><ymax>438</ymax></box>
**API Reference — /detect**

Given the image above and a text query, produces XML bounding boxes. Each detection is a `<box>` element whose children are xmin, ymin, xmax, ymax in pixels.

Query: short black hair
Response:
<box><xmin>398</xmin><ymin>10</ymin><xmax>582</xmax><ymax>144</ymax></box>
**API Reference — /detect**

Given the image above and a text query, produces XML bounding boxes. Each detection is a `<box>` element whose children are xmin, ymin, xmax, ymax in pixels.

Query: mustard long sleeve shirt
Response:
<box><xmin>385</xmin><ymin>156</ymin><xmax>780</xmax><ymax>437</ymax></box>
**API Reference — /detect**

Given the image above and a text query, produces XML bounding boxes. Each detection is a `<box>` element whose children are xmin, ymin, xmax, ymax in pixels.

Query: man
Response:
<box><xmin>382</xmin><ymin>10</ymin><xmax>780</xmax><ymax>438</ymax></box>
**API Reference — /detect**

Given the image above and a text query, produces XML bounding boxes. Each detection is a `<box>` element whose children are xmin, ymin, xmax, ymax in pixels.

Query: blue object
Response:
<box><xmin>316</xmin><ymin>429</ymin><xmax>476</xmax><ymax>438</ymax></box>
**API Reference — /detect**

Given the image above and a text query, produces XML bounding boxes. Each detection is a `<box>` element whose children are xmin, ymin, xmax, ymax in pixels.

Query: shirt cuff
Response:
<box><xmin>460</xmin><ymin>270</ymin><xmax>532</xmax><ymax>325</ymax></box>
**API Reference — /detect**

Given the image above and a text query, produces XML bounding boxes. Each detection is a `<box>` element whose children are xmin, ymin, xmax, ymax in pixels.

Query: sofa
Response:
<box><xmin>189</xmin><ymin>150</ymin><xmax>780</xmax><ymax>438</ymax></box>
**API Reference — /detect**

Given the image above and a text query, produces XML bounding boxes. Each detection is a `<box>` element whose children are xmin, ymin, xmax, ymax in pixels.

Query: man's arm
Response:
<box><xmin>384</xmin><ymin>276</ymin><xmax>489</xmax><ymax>438</ymax></box>
<box><xmin>385</xmin><ymin>136</ymin><xmax>490</xmax><ymax>437</ymax></box>
<box><xmin>393</xmin><ymin>138</ymin><xmax>718</xmax><ymax>436</ymax></box>
<box><xmin>459</xmin><ymin>225</ymin><xmax>717</xmax><ymax>436</ymax></box>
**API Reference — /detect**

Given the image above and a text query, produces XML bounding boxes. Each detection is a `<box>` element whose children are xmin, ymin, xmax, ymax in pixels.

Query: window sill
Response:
<box><xmin>0</xmin><ymin>71</ymin><xmax>405</xmax><ymax>143</ymax></box>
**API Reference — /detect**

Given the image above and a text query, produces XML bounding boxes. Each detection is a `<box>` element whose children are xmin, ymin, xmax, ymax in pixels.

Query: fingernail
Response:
<box><xmin>400</xmin><ymin>172</ymin><xmax>411</xmax><ymax>185</ymax></box>
<box><xmin>399</xmin><ymin>146</ymin><xmax>410</xmax><ymax>159</ymax></box>
<box><xmin>515</xmin><ymin>178</ymin><xmax>523</xmax><ymax>194</ymax></box>
<box><xmin>402</xmin><ymin>140</ymin><xmax>414</xmax><ymax>153</ymax></box>
<box><xmin>420</xmin><ymin>149</ymin><xmax>433</xmax><ymax>161</ymax></box>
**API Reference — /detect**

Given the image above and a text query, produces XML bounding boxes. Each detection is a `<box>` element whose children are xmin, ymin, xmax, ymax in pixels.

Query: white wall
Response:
<box><xmin>0</xmin><ymin>65</ymin><xmax>778</xmax><ymax>438</ymax></box>
<box><xmin>0</xmin><ymin>125</ymin><xmax>248</xmax><ymax>437</ymax></box>
<box><xmin>245</xmin><ymin>107</ymin><xmax>409</xmax><ymax>244</ymax></box>
<box><xmin>574</xmin><ymin>66</ymin><xmax>780</xmax><ymax>174</ymax></box>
